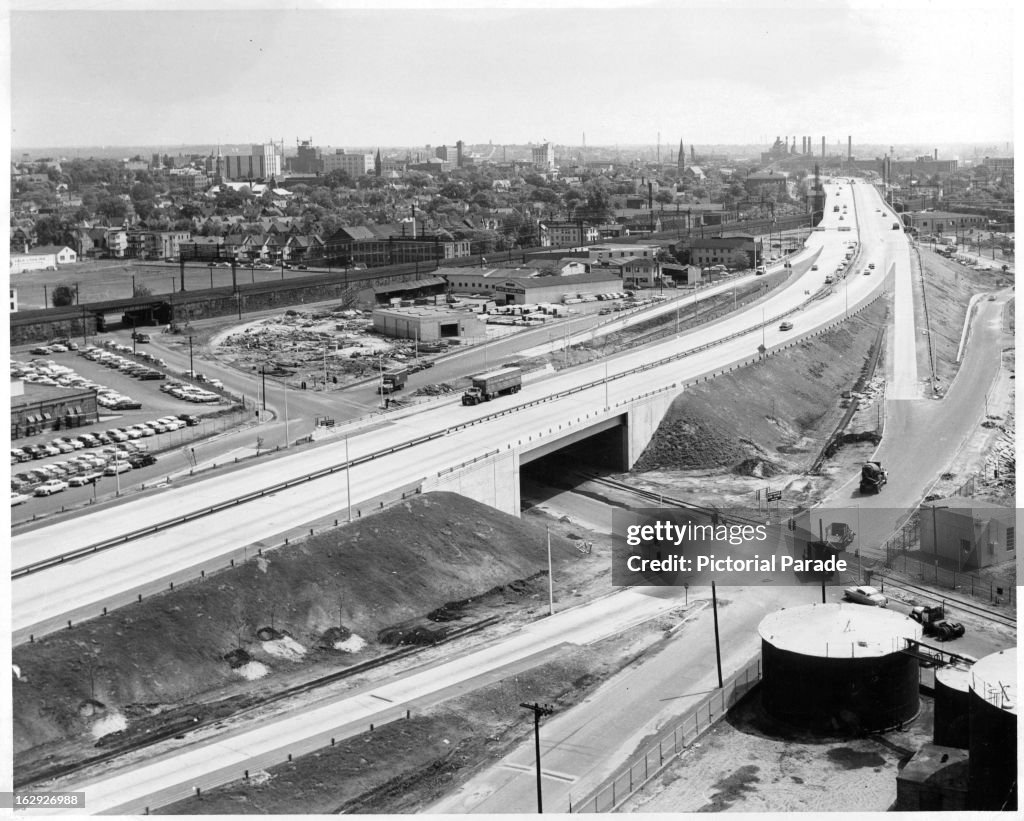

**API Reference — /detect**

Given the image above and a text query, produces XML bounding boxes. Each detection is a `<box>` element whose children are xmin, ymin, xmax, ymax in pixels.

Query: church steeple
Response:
<box><xmin>374</xmin><ymin>149</ymin><xmax>382</xmax><ymax>178</ymax></box>
<box><xmin>677</xmin><ymin>138</ymin><xmax>685</xmax><ymax>173</ymax></box>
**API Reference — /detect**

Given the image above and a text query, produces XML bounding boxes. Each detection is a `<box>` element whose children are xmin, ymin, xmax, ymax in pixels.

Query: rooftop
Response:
<box><xmin>758</xmin><ymin>602</ymin><xmax>922</xmax><ymax>659</ymax></box>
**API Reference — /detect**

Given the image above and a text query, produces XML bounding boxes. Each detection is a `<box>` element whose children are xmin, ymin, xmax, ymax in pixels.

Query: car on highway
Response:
<box><xmin>868</xmin><ymin>263</ymin><xmax>875</xmax><ymax>269</ymax></box>
<box><xmin>843</xmin><ymin>585</ymin><xmax>888</xmax><ymax>607</ymax></box>
<box><xmin>779</xmin><ymin>321</ymin><xmax>794</xmax><ymax>331</ymax></box>
<box><xmin>811</xmin><ymin>264</ymin><xmax>818</xmax><ymax>271</ymax></box>
<box><xmin>34</xmin><ymin>479</ymin><xmax>69</xmax><ymax>496</ymax></box>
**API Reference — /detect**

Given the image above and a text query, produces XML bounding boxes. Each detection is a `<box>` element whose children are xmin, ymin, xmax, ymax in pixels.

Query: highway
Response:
<box><xmin>27</xmin><ymin>585</ymin><xmax>697</xmax><ymax>815</ymax></box>
<box><xmin>11</xmin><ymin>182</ymin><xmax>895</xmax><ymax>640</ymax></box>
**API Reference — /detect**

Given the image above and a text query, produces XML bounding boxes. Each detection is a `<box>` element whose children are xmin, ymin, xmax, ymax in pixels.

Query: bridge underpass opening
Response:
<box><xmin>519</xmin><ymin>415</ymin><xmax>628</xmax><ymax>510</ymax></box>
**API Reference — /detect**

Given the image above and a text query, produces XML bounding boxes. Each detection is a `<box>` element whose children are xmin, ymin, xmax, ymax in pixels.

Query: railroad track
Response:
<box><xmin>14</xmin><ymin>616</ymin><xmax>500</xmax><ymax>789</ymax></box>
<box><xmin>875</xmin><ymin>575</ymin><xmax>1016</xmax><ymax>630</ymax></box>
<box><xmin>582</xmin><ymin>473</ymin><xmax>769</xmax><ymax>527</ymax></box>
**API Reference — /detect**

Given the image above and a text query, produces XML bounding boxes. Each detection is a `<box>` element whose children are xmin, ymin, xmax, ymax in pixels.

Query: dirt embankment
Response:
<box><xmin>919</xmin><ymin>249</ymin><xmax>1012</xmax><ymax>389</ymax></box>
<box><xmin>634</xmin><ymin>298</ymin><xmax>888</xmax><ymax>477</ymax></box>
<box><xmin>157</xmin><ymin>644</ymin><xmax>613</xmax><ymax>815</ymax></box>
<box><xmin>12</xmin><ymin>493</ymin><xmax>565</xmax><ymax>761</ymax></box>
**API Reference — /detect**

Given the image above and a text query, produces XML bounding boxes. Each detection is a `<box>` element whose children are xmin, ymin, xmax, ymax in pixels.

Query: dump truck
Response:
<box><xmin>377</xmin><ymin>367</ymin><xmax>409</xmax><ymax>395</ymax></box>
<box><xmin>823</xmin><ymin>522</ymin><xmax>855</xmax><ymax>551</ymax></box>
<box><xmin>859</xmin><ymin>461</ymin><xmax>888</xmax><ymax>494</ymax></box>
<box><xmin>909</xmin><ymin>604</ymin><xmax>965</xmax><ymax>641</ymax></box>
<box><xmin>462</xmin><ymin>366</ymin><xmax>522</xmax><ymax>406</ymax></box>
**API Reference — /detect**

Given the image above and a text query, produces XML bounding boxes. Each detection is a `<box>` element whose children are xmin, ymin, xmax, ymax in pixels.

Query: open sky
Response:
<box><xmin>7</xmin><ymin>0</ymin><xmax>1016</xmax><ymax>149</ymax></box>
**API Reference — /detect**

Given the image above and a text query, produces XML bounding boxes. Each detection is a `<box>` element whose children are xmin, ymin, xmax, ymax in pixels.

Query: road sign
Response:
<box><xmin>766</xmin><ymin>490</ymin><xmax>783</xmax><ymax>502</ymax></box>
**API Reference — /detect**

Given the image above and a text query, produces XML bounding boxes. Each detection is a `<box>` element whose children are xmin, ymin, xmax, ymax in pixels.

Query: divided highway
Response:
<box><xmin>12</xmin><ymin>182</ymin><xmax>897</xmax><ymax>642</ymax></box>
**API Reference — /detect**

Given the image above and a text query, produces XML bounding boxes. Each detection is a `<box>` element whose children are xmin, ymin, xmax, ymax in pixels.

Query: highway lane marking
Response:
<box><xmin>500</xmin><ymin>762</ymin><xmax>578</xmax><ymax>783</ymax></box>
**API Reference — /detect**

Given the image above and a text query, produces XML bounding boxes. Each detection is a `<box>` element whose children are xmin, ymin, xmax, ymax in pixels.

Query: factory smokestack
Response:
<box><xmin>822</xmin><ymin>136</ymin><xmax>825</xmax><ymax>158</ymax></box>
<box><xmin>848</xmin><ymin>136</ymin><xmax>852</xmax><ymax>161</ymax></box>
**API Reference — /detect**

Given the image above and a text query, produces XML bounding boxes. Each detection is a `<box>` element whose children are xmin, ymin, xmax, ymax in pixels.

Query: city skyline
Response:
<box><xmin>9</xmin><ymin>1</ymin><xmax>1015</xmax><ymax>150</ymax></box>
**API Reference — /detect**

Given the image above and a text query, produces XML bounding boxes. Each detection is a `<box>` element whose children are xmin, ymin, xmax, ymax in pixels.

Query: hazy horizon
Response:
<box><xmin>9</xmin><ymin>2</ymin><xmax>1014</xmax><ymax>150</ymax></box>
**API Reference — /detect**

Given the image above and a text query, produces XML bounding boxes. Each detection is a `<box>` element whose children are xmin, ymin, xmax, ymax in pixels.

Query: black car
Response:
<box><xmin>128</xmin><ymin>453</ymin><xmax>158</xmax><ymax>468</ymax></box>
<box><xmin>177</xmin><ymin>414</ymin><xmax>200</xmax><ymax>426</ymax></box>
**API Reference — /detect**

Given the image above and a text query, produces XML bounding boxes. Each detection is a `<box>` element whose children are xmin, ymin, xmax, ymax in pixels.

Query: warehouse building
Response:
<box><xmin>11</xmin><ymin>379</ymin><xmax>99</xmax><ymax>440</ymax></box>
<box><xmin>372</xmin><ymin>305</ymin><xmax>481</xmax><ymax>341</ymax></box>
<box><xmin>492</xmin><ymin>271</ymin><xmax>623</xmax><ymax>305</ymax></box>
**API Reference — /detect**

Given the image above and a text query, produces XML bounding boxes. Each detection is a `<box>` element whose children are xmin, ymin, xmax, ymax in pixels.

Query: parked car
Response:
<box><xmin>34</xmin><ymin>479</ymin><xmax>69</xmax><ymax>496</ymax></box>
<box><xmin>128</xmin><ymin>453</ymin><xmax>158</xmax><ymax>468</ymax></box>
<box><xmin>103</xmin><ymin>462</ymin><xmax>132</xmax><ymax>476</ymax></box>
<box><xmin>11</xmin><ymin>491</ymin><xmax>31</xmax><ymax>506</ymax></box>
<box><xmin>178</xmin><ymin>414</ymin><xmax>200</xmax><ymax>426</ymax></box>
<box><xmin>843</xmin><ymin>585</ymin><xmax>888</xmax><ymax>607</ymax></box>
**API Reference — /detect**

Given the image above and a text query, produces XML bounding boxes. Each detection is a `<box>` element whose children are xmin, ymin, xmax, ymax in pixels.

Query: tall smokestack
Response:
<box><xmin>847</xmin><ymin>136</ymin><xmax>852</xmax><ymax>161</ymax></box>
<box><xmin>934</xmin><ymin>148</ymin><xmax>937</xmax><ymax>160</ymax></box>
<box><xmin>822</xmin><ymin>136</ymin><xmax>825</xmax><ymax>158</ymax></box>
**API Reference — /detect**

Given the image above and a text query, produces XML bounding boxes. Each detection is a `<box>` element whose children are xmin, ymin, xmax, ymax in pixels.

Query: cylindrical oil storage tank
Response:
<box><xmin>968</xmin><ymin>648</ymin><xmax>1017</xmax><ymax>811</ymax></box>
<box><xmin>758</xmin><ymin>602</ymin><xmax>922</xmax><ymax>734</ymax></box>
<box><xmin>934</xmin><ymin>663</ymin><xmax>972</xmax><ymax>749</ymax></box>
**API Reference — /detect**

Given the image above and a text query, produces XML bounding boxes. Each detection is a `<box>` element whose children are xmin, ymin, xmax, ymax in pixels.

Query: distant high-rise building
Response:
<box><xmin>436</xmin><ymin>145</ymin><xmax>450</xmax><ymax>162</ymax></box>
<box><xmin>531</xmin><ymin>142</ymin><xmax>555</xmax><ymax>170</ymax></box>
<box><xmin>322</xmin><ymin>150</ymin><xmax>373</xmax><ymax>178</ymax></box>
<box><xmin>223</xmin><ymin>143</ymin><xmax>282</xmax><ymax>181</ymax></box>
<box><xmin>456</xmin><ymin>140</ymin><xmax>464</xmax><ymax>168</ymax></box>
<box><xmin>291</xmin><ymin>139</ymin><xmax>322</xmax><ymax>174</ymax></box>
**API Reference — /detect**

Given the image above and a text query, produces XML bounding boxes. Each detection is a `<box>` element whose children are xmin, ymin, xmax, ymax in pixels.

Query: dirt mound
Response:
<box><xmin>12</xmin><ymin>492</ymin><xmax>560</xmax><ymax>759</ymax></box>
<box><xmin>633</xmin><ymin>417</ymin><xmax>749</xmax><ymax>471</ymax></box>
<box><xmin>634</xmin><ymin>301</ymin><xmax>888</xmax><ymax>474</ymax></box>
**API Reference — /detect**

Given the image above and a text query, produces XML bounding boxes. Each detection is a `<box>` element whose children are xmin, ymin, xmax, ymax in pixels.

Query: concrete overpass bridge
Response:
<box><xmin>11</xmin><ymin>180</ymin><xmax>903</xmax><ymax>640</ymax></box>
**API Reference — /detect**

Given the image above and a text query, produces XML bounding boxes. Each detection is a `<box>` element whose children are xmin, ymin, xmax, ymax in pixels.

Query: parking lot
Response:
<box><xmin>11</xmin><ymin>341</ymin><xmax>247</xmax><ymax>510</ymax></box>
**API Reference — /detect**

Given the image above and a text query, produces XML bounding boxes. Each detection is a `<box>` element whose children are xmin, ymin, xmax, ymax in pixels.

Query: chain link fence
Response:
<box><xmin>572</xmin><ymin>655</ymin><xmax>762</xmax><ymax>813</ymax></box>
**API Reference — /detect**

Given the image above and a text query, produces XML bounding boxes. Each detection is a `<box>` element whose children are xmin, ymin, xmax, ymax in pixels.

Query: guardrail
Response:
<box><xmin>14</xmin><ymin>264</ymin><xmax>885</xmax><ymax>579</ymax></box>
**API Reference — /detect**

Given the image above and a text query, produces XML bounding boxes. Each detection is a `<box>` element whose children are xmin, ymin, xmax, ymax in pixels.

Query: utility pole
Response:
<box><xmin>711</xmin><ymin>581</ymin><xmax>724</xmax><ymax>688</ymax></box>
<box><xmin>520</xmin><ymin>702</ymin><xmax>555</xmax><ymax>813</ymax></box>
<box><xmin>188</xmin><ymin>336</ymin><xmax>194</xmax><ymax>377</ymax></box>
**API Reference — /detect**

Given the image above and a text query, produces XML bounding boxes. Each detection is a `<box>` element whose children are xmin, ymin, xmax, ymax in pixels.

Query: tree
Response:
<box><xmin>323</xmin><ymin>170</ymin><xmax>354</xmax><ymax>189</ymax></box>
<box><xmin>97</xmin><ymin>195</ymin><xmax>128</xmax><ymax>221</ymax></box>
<box><xmin>654</xmin><ymin>189</ymin><xmax>675</xmax><ymax>205</ymax></box>
<box><xmin>51</xmin><ymin>284</ymin><xmax>78</xmax><ymax>307</ymax></box>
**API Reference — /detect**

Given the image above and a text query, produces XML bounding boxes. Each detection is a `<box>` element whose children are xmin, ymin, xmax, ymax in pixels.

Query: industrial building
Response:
<box><xmin>920</xmin><ymin>498</ymin><xmax>1015</xmax><ymax>570</ymax></box>
<box><xmin>11</xmin><ymin>379</ymin><xmax>99</xmax><ymax>440</ymax></box>
<box><xmin>493</xmin><ymin>272</ymin><xmax>623</xmax><ymax>305</ymax></box>
<box><xmin>902</xmin><ymin>210</ymin><xmax>988</xmax><ymax>235</ymax></box>
<box><xmin>688</xmin><ymin>235</ymin><xmax>761</xmax><ymax>269</ymax></box>
<box><xmin>372</xmin><ymin>305</ymin><xmax>481</xmax><ymax>341</ymax></box>
<box><xmin>442</xmin><ymin>269</ymin><xmax>622</xmax><ymax>305</ymax></box>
